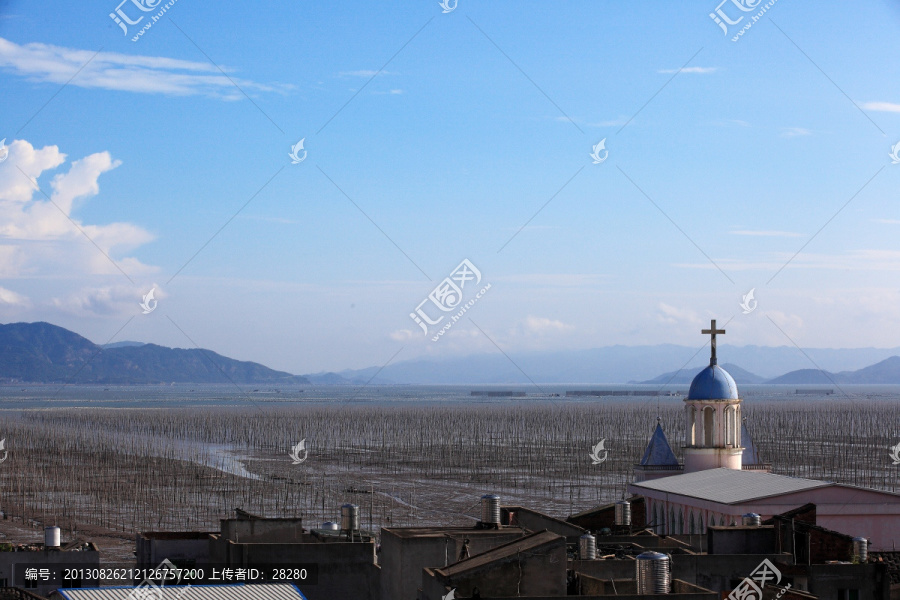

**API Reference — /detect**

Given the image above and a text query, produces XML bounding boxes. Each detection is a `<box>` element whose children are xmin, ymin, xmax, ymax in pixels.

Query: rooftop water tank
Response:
<box><xmin>45</xmin><ymin>526</ymin><xmax>60</xmax><ymax>548</ymax></box>
<box><xmin>481</xmin><ymin>494</ymin><xmax>500</xmax><ymax>525</ymax></box>
<box><xmin>615</xmin><ymin>500</ymin><xmax>632</xmax><ymax>526</ymax></box>
<box><xmin>341</xmin><ymin>504</ymin><xmax>359</xmax><ymax>532</ymax></box>
<box><xmin>321</xmin><ymin>522</ymin><xmax>339</xmax><ymax>531</ymax></box>
<box><xmin>852</xmin><ymin>537</ymin><xmax>868</xmax><ymax>563</ymax></box>
<box><xmin>741</xmin><ymin>513</ymin><xmax>761</xmax><ymax>526</ymax></box>
<box><xmin>636</xmin><ymin>551</ymin><xmax>670</xmax><ymax>594</ymax></box>
<box><xmin>578</xmin><ymin>534</ymin><xmax>597</xmax><ymax>560</ymax></box>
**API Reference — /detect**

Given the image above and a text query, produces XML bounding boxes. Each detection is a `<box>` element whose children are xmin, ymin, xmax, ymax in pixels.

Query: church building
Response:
<box><xmin>628</xmin><ymin>320</ymin><xmax>900</xmax><ymax>551</ymax></box>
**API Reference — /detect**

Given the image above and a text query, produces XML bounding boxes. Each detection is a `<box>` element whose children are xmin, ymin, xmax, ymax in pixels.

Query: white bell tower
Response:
<box><xmin>682</xmin><ymin>320</ymin><xmax>743</xmax><ymax>474</ymax></box>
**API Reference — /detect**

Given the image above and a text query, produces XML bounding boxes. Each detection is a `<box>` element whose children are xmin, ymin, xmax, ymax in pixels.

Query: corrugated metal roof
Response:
<box><xmin>58</xmin><ymin>583</ymin><xmax>306</xmax><ymax>600</ymax></box>
<box><xmin>631</xmin><ymin>467</ymin><xmax>830</xmax><ymax>504</ymax></box>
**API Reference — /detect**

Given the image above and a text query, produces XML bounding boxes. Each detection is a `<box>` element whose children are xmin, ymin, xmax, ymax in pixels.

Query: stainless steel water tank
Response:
<box><xmin>321</xmin><ymin>522</ymin><xmax>339</xmax><ymax>531</ymax></box>
<box><xmin>578</xmin><ymin>534</ymin><xmax>597</xmax><ymax>560</ymax></box>
<box><xmin>852</xmin><ymin>537</ymin><xmax>868</xmax><ymax>563</ymax></box>
<box><xmin>480</xmin><ymin>494</ymin><xmax>500</xmax><ymax>525</ymax></box>
<box><xmin>615</xmin><ymin>500</ymin><xmax>632</xmax><ymax>526</ymax></box>
<box><xmin>741</xmin><ymin>513</ymin><xmax>761</xmax><ymax>526</ymax></box>
<box><xmin>341</xmin><ymin>504</ymin><xmax>359</xmax><ymax>531</ymax></box>
<box><xmin>44</xmin><ymin>526</ymin><xmax>60</xmax><ymax>548</ymax></box>
<box><xmin>635</xmin><ymin>551</ymin><xmax>670</xmax><ymax>594</ymax></box>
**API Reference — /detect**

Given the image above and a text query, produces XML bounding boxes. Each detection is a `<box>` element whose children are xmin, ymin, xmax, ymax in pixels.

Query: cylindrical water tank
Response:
<box><xmin>481</xmin><ymin>494</ymin><xmax>501</xmax><ymax>525</ymax></box>
<box><xmin>45</xmin><ymin>526</ymin><xmax>60</xmax><ymax>548</ymax></box>
<box><xmin>615</xmin><ymin>500</ymin><xmax>632</xmax><ymax>526</ymax></box>
<box><xmin>741</xmin><ymin>513</ymin><xmax>761</xmax><ymax>526</ymax></box>
<box><xmin>578</xmin><ymin>534</ymin><xmax>597</xmax><ymax>560</ymax></box>
<box><xmin>636</xmin><ymin>551</ymin><xmax>670</xmax><ymax>594</ymax></box>
<box><xmin>341</xmin><ymin>504</ymin><xmax>359</xmax><ymax>531</ymax></box>
<box><xmin>852</xmin><ymin>537</ymin><xmax>868</xmax><ymax>563</ymax></box>
<box><xmin>321</xmin><ymin>522</ymin><xmax>339</xmax><ymax>531</ymax></box>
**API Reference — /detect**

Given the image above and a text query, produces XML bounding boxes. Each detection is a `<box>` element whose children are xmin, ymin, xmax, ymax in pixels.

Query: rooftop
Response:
<box><xmin>435</xmin><ymin>530</ymin><xmax>563</xmax><ymax>576</ymax></box>
<box><xmin>631</xmin><ymin>468</ymin><xmax>830</xmax><ymax>504</ymax></box>
<box><xmin>55</xmin><ymin>584</ymin><xmax>305</xmax><ymax>600</ymax></box>
<box><xmin>688</xmin><ymin>365</ymin><xmax>738</xmax><ymax>400</ymax></box>
<box><xmin>382</xmin><ymin>526</ymin><xmax>526</xmax><ymax>539</ymax></box>
<box><xmin>639</xmin><ymin>422</ymin><xmax>679</xmax><ymax>466</ymax></box>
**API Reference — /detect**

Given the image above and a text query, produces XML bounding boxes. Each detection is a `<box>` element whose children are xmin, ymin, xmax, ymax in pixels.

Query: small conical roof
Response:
<box><xmin>741</xmin><ymin>421</ymin><xmax>762</xmax><ymax>464</ymax></box>
<box><xmin>640</xmin><ymin>422</ymin><xmax>680</xmax><ymax>466</ymax></box>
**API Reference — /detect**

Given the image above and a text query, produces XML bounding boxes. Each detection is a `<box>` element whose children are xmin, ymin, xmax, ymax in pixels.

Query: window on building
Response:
<box><xmin>688</xmin><ymin>406</ymin><xmax>696</xmax><ymax>445</ymax></box>
<box><xmin>677</xmin><ymin>509</ymin><xmax>684</xmax><ymax>534</ymax></box>
<box><xmin>725</xmin><ymin>407</ymin><xmax>735</xmax><ymax>446</ymax></box>
<box><xmin>703</xmin><ymin>407</ymin><xmax>715</xmax><ymax>446</ymax></box>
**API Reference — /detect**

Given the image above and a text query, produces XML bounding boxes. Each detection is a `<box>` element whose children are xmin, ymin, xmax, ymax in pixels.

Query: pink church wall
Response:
<box><xmin>636</xmin><ymin>484</ymin><xmax>900</xmax><ymax>550</ymax></box>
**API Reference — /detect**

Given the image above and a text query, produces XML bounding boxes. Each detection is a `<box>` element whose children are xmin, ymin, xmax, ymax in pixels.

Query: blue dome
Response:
<box><xmin>688</xmin><ymin>365</ymin><xmax>738</xmax><ymax>400</ymax></box>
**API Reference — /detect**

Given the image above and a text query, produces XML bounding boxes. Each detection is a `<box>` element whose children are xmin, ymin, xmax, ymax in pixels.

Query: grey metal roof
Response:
<box><xmin>58</xmin><ymin>583</ymin><xmax>305</xmax><ymax>600</ymax></box>
<box><xmin>639</xmin><ymin>422</ymin><xmax>680</xmax><ymax>466</ymax></box>
<box><xmin>631</xmin><ymin>468</ymin><xmax>830</xmax><ymax>504</ymax></box>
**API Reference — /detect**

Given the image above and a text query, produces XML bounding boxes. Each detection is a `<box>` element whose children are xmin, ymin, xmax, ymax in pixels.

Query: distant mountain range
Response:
<box><xmin>4</xmin><ymin>321</ymin><xmax>900</xmax><ymax>386</ymax></box>
<box><xmin>636</xmin><ymin>363</ymin><xmax>768</xmax><ymax>385</ymax></box>
<box><xmin>0</xmin><ymin>322</ymin><xmax>308</xmax><ymax>385</ymax></box>
<box><xmin>320</xmin><ymin>345</ymin><xmax>900</xmax><ymax>386</ymax></box>
<box><xmin>637</xmin><ymin>357</ymin><xmax>900</xmax><ymax>385</ymax></box>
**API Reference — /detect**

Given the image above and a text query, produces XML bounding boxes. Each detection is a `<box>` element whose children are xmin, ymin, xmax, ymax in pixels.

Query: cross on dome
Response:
<box><xmin>701</xmin><ymin>319</ymin><xmax>725</xmax><ymax>366</ymax></box>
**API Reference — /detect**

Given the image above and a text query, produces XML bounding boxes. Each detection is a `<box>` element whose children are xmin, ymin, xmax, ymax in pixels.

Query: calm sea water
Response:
<box><xmin>0</xmin><ymin>383</ymin><xmax>898</xmax><ymax>409</ymax></box>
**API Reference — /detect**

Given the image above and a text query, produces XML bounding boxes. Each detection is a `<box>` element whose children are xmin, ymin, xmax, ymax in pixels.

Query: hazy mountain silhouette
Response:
<box><xmin>636</xmin><ymin>363</ymin><xmax>766</xmax><ymax>385</ymax></box>
<box><xmin>767</xmin><ymin>356</ymin><xmax>900</xmax><ymax>385</ymax></box>
<box><xmin>0</xmin><ymin>322</ymin><xmax>308</xmax><ymax>384</ymax></box>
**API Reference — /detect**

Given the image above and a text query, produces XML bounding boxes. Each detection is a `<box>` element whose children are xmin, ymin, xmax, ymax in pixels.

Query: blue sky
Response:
<box><xmin>0</xmin><ymin>1</ymin><xmax>899</xmax><ymax>373</ymax></box>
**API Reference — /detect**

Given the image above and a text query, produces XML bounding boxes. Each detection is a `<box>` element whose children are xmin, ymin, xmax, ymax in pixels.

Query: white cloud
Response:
<box><xmin>0</xmin><ymin>286</ymin><xmax>29</xmax><ymax>307</ymax></box>
<box><xmin>676</xmin><ymin>249</ymin><xmax>900</xmax><ymax>272</ymax></box>
<box><xmin>51</xmin><ymin>283</ymin><xmax>164</xmax><ymax>317</ymax></box>
<box><xmin>781</xmin><ymin>127</ymin><xmax>812</xmax><ymax>138</ymax></box>
<box><xmin>730</xmin><ymin>229</ymin><xmax>804</xmax><ymax>238</ymax></box>
<box><xmin>518</xmin><ymin>315</ymin><xmax>574</xmax><ymax>335</ymax></box>
<box><xmin>873</xmin><ymin>218</ymin><xmax>900</xmax><ymax>224</ymax></box>
<box><xmin>658</xmin><ymin>66</ymin><xmax>718</xmax><ymax>74</ymax></box>
<box><xmin>339</xmin><ymin>70</ymin><xmax>396</xmax><ymax>78</ymax></box>
<box><xmin>390</xmin><ymin>329</ymin><xmax>416</xmax><ymax>342</ymax></box>
<box><xmin>0</xmin><ymin>37</ymin><xmax>291</xmax><ymax>99</ymax></box>
<box><xmin>657</xmin><ymin>303</ymin><xmax>702</xmax><ymax>326</ymax></box>
<box><xmin>0</xmin><ymin>138</ymin><xmax>157</xmax><ymax>281</ymax></box>
<box><xmin>861</xmin><ymin>101</ymin><xmax>900</xmax><ymax>113</ymax></box>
